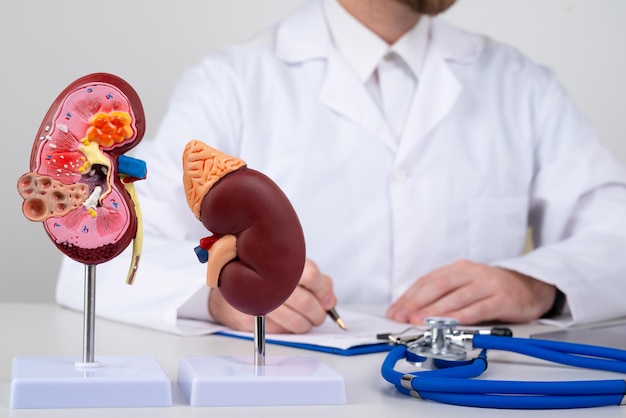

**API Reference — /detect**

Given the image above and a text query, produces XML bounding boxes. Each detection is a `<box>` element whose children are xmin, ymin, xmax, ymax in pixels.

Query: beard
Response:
<box><xmin>395</xmin><ymin>0</ymin><xmax>457</xmax><ymax>15</ymax></box>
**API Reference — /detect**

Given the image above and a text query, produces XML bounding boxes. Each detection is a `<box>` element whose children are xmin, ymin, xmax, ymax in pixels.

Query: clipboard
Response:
<box><xmin>216</xmin><ymin>331</ymin><xmax>394</xmax><ymax>355</ymax></box>
<box><xmin>215</xmin><ymin>310</ymin><xmax>410</xmax><ymax>356</ymax></box>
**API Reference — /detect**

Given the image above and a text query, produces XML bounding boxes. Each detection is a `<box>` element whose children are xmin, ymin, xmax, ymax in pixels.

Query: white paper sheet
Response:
<box><xmin>218</xmin><ymin>310</ymin><xmax>414</xmax><ymax>352</ymax></box>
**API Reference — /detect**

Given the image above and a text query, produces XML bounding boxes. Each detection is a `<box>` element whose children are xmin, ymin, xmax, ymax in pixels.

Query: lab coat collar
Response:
<box><xmin>323</xmin><ymin>0</ymin><xmax>389</xmax><ymax>83</ymax></box>
<box><xmin>395</xmin><ymin>18</ymin><xmax>483</xmax><ymax>160</ymax></box>
<box><xmin>275</xmin><ymin>0</ymin><xmax>481</xmax><ymax>64</ymax></box>
<box><xmin>275</xmin><ymin>0</ymin><xmax>331</xmax><ymax>63</ymax></box>
<box><xmin>429</xmin><ymin>17</ymin><xmax>483</xmax><ymax>64</ymax></box>
<box><xmin>276</xmin><ymin>0</ymin><xmax>395</xmax><ymax>149</ymax></box>
<box><xmin>275</xmin><ymin>0</ymin><xmax>483</xmax><ymax>156</ymax></box>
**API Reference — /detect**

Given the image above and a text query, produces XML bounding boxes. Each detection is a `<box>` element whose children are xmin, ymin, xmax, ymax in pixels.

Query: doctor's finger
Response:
<box><xmin>265</xmin><ymin>303</ymin><xmax>315</xmax><ymax>334</ymax></box>
<box><xmin>297</xmin><ymin>259</ymin><xmax>337</xmax><ymax>311</ymax></box>
<box><xmin>286</xmin><ymin>283</ymin><xmax>329</xmax><ymax>326</ymax></box>
<box><xmin>421</xmin><ymin>270</ymin><xmax>557</xmax><ymax>324</ymax></box>
<box><xmin>439</xmin><ymin>285</ymin><xmax>548</xmax><ymax>325</ymax></box>
<box><xmin>406</xmin><ymin>281</ymin><xmax>495</xmax><ymax>324</ymax></box>
<box><xmin>411</xmin><ymin>259</ymin><xmax>499</xmax><ymax>304</ymax></box>
<box><xmin>427</xmin><ymin>295</ymin><xmax>503</xmax><ymax>325</ymax></box>
<box><xmin>387</xmin><ymin>261</ymin><xmax>477</xmax><ymax>321</ymax></box>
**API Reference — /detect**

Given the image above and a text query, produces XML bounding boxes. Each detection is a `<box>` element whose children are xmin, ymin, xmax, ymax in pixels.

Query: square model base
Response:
<box><xmin>10</xmin><ymin>356</ymin><xmax>172</xmax><ymax>409</ymax></box>
<box><xmin>178</xmin><ymin>355</ymin><xmax>346</xmax><ymax>406</ymax></box>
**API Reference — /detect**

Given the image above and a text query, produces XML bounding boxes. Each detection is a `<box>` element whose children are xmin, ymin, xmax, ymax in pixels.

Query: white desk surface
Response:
<box><xmin>1</xmin><ymin>303</ymin><xmax>625</xmax><ymax>418</ymax></box>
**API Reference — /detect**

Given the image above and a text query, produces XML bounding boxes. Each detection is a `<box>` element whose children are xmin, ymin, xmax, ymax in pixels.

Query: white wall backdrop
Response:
<box><xmin>1</xmin><ymin>0</ymin><xmax>624</xmax><ymax>302</ymax></box>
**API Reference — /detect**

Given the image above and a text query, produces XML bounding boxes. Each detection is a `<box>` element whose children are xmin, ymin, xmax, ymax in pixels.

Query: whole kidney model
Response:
<box><xmin>182</xmin><ymin>140</ymin><xmax>306</xmax><ymax>316</ymax></box>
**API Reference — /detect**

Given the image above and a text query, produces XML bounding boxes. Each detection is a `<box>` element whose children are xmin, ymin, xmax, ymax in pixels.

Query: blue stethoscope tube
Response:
<box><xmin>381</xmin><ymin>335</ymin><xmax>626</xmax><ymax>409</ymax></box>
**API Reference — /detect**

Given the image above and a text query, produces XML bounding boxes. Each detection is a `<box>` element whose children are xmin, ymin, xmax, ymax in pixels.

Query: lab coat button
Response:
<box><xmin>384</xmin><ymin>52</ymin><xmax>395</xmax><ymax>61</ymax></box>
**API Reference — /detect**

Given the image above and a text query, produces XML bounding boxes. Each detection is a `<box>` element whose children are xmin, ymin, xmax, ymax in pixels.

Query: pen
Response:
<box><xmin>327</xmin><ymin>307</ymin><xmax>348</xmax><ymax>331</ymax></box>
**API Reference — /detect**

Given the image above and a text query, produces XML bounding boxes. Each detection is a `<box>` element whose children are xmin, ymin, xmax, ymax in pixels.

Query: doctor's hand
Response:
<box><xmin>386</xmin><ymin>259</ymin><xmax>557</xmax><ymax>325</ymax></box>
<box><xmin>208</xmin><ymin>259</ymin><xmax>337</xmax><ymax>333</ymax></box>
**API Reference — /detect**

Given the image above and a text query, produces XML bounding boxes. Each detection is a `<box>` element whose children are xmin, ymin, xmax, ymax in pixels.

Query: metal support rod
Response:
<box><xmin>82</xmin><ymin>264</ymin><xmax>97</xmax><ymax>364</ymax></box>
<box><xmin>254</xmin><ymin>315</ymin><xmax>266</xmax><ymax>368</ymax></box>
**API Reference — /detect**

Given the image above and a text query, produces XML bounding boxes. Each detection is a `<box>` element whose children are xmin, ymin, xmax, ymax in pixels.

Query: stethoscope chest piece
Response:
<box><xmin>406</xmin><ymin>317</ymin><xmax>466</xmax><ymax>364</ymax></box>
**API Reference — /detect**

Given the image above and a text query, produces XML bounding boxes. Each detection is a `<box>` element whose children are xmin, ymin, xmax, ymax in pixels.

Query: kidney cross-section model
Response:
<box><xmin>17</xmin><ymin>73</ymin><xmax>147</xmax><ymax>284</ymax></box>
<box><xmin>182</xmin><ymin>140</ymin><xmax>306</xmax><ymax>316</ymax></box>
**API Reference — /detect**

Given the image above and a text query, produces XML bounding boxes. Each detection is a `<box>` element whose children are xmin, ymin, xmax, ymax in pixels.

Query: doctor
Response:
<box><xmin>56</xmin><ymin>0</ymin><xmax>626</xmax><ymax>335</ymax></box>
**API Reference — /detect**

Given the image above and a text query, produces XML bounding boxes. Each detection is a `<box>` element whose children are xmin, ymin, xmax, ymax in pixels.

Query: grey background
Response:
<box><xmin>2</xmin><ymin>0</ymin><xmax>624</xmax><ymax>302</ymax></box>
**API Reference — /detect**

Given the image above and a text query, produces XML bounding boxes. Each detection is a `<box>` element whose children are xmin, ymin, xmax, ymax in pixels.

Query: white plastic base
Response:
<box><xmin>10</xmin><ymin>356</ymin><xmax>172</xmax><ymax>409</ymax></box>
<box><xmin>178</xmin><ymin>355</ymin><xmax>346</xmax><ymax>406</ymax></box>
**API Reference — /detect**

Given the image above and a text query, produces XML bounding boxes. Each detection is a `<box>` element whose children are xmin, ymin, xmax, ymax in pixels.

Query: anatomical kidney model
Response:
<box><xmin>10</xmin><ymin>74</ymin><xmax>176</xmax><ymax>411</ymax></box>
<box><xmin>182</xmin><ymin>140</ymin><xmax>306</xmax><ymax>317</ymax></box>
<box><xmin>178</xmin><ymin>142</ymin><xmax>346</xmax><ymax>407</ymax></box>
<box><xmin>17</xmin><ymin>73</ymin><xmax>147</xmax><ymax>284</ymax></box>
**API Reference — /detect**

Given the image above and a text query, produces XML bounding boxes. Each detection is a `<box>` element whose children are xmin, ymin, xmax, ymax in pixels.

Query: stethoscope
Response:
<box><xmin>380</xmin><ymin>317</ymin><xmax>626</xmax><ymax>409</ymax></box>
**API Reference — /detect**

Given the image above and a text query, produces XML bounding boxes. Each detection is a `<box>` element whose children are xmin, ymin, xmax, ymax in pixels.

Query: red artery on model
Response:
<box><xmin>182</xmin><ymin>140</ymin><xmax>306</xmax><ymax>316</ymax></box>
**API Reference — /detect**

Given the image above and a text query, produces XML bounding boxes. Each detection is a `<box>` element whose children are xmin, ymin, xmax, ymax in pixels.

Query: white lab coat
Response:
<box><xmin>56</xmin><ymin>0</ymin><xmax>626</xmax><ymax>334</ymax></box>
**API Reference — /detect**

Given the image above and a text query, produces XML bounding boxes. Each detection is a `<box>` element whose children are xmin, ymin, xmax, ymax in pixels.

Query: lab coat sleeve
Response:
<box><xmin>493</xmin><ymin>73</ymin><xmax>626</xmax><ymax>326</ymax></box>
<box><xmin>55</xmin><ymin>56</ymin><xmax>242</xmax><ymax>335</ymax></box>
